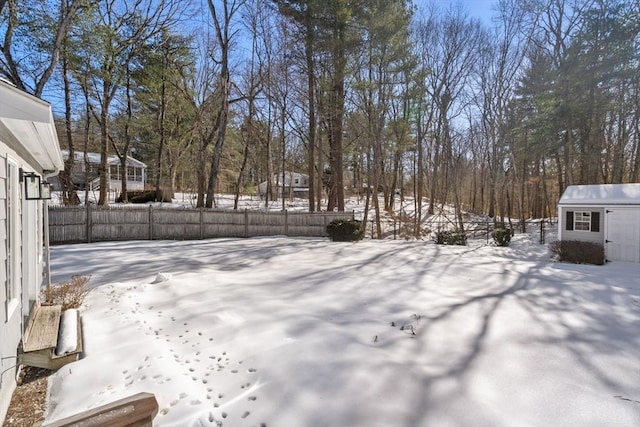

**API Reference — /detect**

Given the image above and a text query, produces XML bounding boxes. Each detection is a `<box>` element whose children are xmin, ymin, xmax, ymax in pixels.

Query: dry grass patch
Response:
<box><xmin>42</xmin><ymin>275</ymin><xmax>90</xmax><ymax>310</ymax></box>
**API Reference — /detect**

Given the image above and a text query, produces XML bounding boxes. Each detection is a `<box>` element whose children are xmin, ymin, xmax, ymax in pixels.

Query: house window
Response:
<box><xmin>566</xmin><ymin>210</ymin><xmax>600</xmax><ymax>232</ymax></box>
<box><xmin>127</xmin><ymin>168</ymin><xmax>137</xmax><ymax>182</ymax></box>
<box><xmin>574</xmin><ymin>211</ymin><xmax>591</xmax><ymax>231</ymax></box>
<box><xmin>294</xmin><ymin>178</ymin><xmax>300</xmax><ymax>185</ymax></box>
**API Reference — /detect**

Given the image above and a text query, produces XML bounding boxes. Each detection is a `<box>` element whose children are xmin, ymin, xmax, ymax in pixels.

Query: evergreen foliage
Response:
<box><xmin>435</xmin><ymin>230</ymin><xmax>467</xmax><ymax>246</ymax></box>
<box><xmin>326</xmin><ymin>219</ymin><xmax>364</xmax><ymax>242</ymax></box>
<box><xmin>492</xmin><ymin>228</ymin><xmax>512</xmax><ymax>247</ymax></box>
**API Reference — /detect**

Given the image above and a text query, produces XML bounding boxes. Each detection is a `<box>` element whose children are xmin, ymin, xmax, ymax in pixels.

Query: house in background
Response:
<box><xmin>0</xmin><ymin>79</ymin><xmax>64</xmax><ymax>423</ymax></box>
<box><xmin>557</xmin><ymin>183</ymin><xmax>640</xmax><ymax>263</ymax></box>
<box><xmin>58</xmin><ymin>150</ymin><xmax>146</xmax><ymax>192</ymax></box>
<box><xmin>258</xmin><ymin>172</ymin><xmax>309</xmax><ymax>199</ymax></box>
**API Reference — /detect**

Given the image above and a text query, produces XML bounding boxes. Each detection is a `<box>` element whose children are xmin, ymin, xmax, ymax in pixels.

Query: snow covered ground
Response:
<box><xmin>44</xmin><ymin>230</ymin><xmax>640</xmax><ymax>426</ymax></box>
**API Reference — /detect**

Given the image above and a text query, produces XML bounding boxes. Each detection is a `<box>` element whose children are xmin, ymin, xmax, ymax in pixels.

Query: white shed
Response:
<box><xmin>0</xmin><ymin>79</ymin><xmax>63</xmax><ymax>423</ymax></box>
<box><xmin>558</xmin><ymin>184</ymin><xmax>640</xmax><ymax>263</ymax></box>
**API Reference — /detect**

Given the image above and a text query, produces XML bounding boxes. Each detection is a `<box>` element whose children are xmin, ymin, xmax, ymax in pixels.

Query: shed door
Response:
<box><xmin>605</xmin><ymin>208</ymin><xmax>640</xmax><ymax>263</ymax></box>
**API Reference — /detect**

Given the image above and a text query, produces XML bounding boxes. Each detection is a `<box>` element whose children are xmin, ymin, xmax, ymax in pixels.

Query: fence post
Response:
<box><xmin>244</xmin><ymin>209</ymin><xmax>249</xmax><ymax>238</ymax></box>
<box><xmin>540</xmin><ymin>219</ymin><xmax>545</xmax><ymax>244</ymax></box>
<box><xmin>86</xmin><ymin>203</ymin><xmax>92</xmax><ymax>243</ymax></box>
<box><xmin>285</xmin><ymin>209</ymin><xmax>289</xmax><ymax>236</ymax></box>
<box><xmin>199</xmin><ymin>207</ymin><xmax>204</xmax><ymax>240</ymax></box>
<box><xmin>148</xmin><ymin>205</ymin><xmax>153</xmax><ymax>240</ymax></box>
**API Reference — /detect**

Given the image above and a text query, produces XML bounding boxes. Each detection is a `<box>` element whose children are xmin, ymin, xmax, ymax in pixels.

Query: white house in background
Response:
<box><xmin>0</xmin><ymin>79</ymin><xmax>63</xmax><ymax>423</ymax></box>
<box><xmin>59</xmin><ymin>150</ymin><xmax>146</xmax><ymax>192</ymax></box>
<box><xmin>558</xmin><ymin>183</ymin><xmax>640</xmax><ymax>263</ymax></box>
<box><xmin>258</xmin><ymin>172</ymin><xmax>309</xmax><ymax>198</ymax></box>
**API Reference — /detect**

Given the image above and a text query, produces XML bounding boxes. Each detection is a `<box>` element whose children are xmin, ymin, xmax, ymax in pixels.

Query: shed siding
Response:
<box><xmin>560</xmin><ymin>207</ymin><xmax>605</xmax><ymax>244</ymax></box>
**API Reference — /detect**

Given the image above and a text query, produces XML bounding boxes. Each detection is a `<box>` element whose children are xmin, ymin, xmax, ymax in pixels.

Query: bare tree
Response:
<box><xmin>0</xmin><ymin>0</ymin><xmax>83</xmax><ymax>96</ymax></box>
<box><xmin>205</xmin><ymin>0</ymin><xmax>245</xmax><ymax>208</ymax></box>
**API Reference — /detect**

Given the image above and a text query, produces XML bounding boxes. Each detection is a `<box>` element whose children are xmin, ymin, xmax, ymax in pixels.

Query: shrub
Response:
<box><xmin>435</xmin><ymin>229</ymin><xmax>467</xmax><ymax>246</ymax></box>
<box><xmin>492</xmin><ymin>228</ymin><xmax>512</xmax><ymax>247</ymax></box>
<box><xmin>42</xmin><ymin>275</ymin><xmax>91</xmax><ymax>310</ymax></box>
<box><xmin>549</xmin><ymin>240</ymin><xmax>605</xmax><ymax>265</ymax></box>
<box><xmin>326</xmin><ymin>219</ymin><xmax>364</xmax><ymax>242</ymax></box>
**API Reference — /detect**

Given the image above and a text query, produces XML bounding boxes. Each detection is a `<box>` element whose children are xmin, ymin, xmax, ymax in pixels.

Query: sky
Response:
<box><xmin>423</xmin><ymin>0</ymin><xmax>498</xmax><ymax>23</ymax></box>
<box><xmin>44</xmin><ymin>229</ymin><xmax>640</xmax><ymax>426</ymax></box>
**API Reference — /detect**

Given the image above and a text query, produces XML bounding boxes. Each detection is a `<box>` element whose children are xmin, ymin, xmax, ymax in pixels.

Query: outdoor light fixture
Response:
<box><xmin>40</xmin><ymin>182</ymin><xmax>53</xmax><ymax>200</ymax></box>
<box><xmin>18</xmin><ymin>168</ymin><xmax>50</xmax><ymax>200</ymax></box>
<box><xmin>23</xmin><ymin>172</ymin><xmax>41</xmax><ymax>200</ymax></box>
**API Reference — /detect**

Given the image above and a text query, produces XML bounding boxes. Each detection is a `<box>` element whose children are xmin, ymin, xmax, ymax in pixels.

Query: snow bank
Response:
<box><xmin>55</xmin><ymin>309</ymin><xmax>77</xmax><ymax>356</ymax></box>
<box><xmin>153</xmin><ymin>272</ymin><xmax>172</xmax><ymax>283</ymax></box>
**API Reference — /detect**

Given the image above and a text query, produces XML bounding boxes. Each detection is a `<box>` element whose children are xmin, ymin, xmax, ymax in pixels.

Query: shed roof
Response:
<box><xmin>558</xmin><ymin>183</ymin><xmax>640</xmax><ymax>205</ymax></box>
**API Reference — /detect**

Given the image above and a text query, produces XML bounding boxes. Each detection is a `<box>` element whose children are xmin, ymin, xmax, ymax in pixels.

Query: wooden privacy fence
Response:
<box><xmin>48</xmin><ymin>205</ymin><xmax>355</xmax><ymax>244</ymax></box>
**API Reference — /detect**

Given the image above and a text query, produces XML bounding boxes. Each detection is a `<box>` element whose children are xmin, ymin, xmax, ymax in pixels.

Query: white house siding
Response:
<box><xmin>0</xmin><ymin>145</ymin><xmax>46</xmax><ymax>425</ymax></box>
<box><xmin>109</xmin><ymin>178</ymin><xmax>144</xmax><ymax>192</ymax></box>
<box><xmin>0</xmin><ymin>151</ymin><xmax>24</xmax><ymax>424</ymax></box>
<box><xmin>21</xmin><ymin>188</ymin><xmax>42</xmax><ymax>317</ymax></box>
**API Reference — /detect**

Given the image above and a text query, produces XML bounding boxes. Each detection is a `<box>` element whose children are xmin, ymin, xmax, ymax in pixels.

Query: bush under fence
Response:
<box><xmin>48</xmin><ymin>205</ymin><xmax>354</xmax><ymax>244</ymax></box>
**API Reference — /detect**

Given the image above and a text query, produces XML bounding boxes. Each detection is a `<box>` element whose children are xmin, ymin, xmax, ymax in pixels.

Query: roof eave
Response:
<box><xmin>0</xmin><ymin>80</ymin><xmax>63</xmax><ymax>174</ymax></box>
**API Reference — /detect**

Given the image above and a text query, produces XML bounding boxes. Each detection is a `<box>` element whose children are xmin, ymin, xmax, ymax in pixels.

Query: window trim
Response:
<box><xmin>5</xmin><ymin>158</ymin><xmax>20</xmax><ymax>320</ymax></box>
<box><xmin>574</xmin><ymin>211</ymin><xmax>592</xmax><ymax>231</ymax></box>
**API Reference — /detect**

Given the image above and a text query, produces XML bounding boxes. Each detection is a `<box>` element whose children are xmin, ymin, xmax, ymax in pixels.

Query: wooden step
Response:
<box><xmin>19</xmin><ymin>305</ymin><xmax>83</xmax><ymax>370</ymax></box>
<box><xmin>22</xmin><ymin>304</ymin><xmax>62</xmax><ymax>352</ymax></box>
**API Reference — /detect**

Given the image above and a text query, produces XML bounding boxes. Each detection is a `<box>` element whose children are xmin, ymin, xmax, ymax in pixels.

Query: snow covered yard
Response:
<box><xmin>46</xmin><ymin>235</ymin><xmax>640</xmax><ymax>426</ymax></box>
